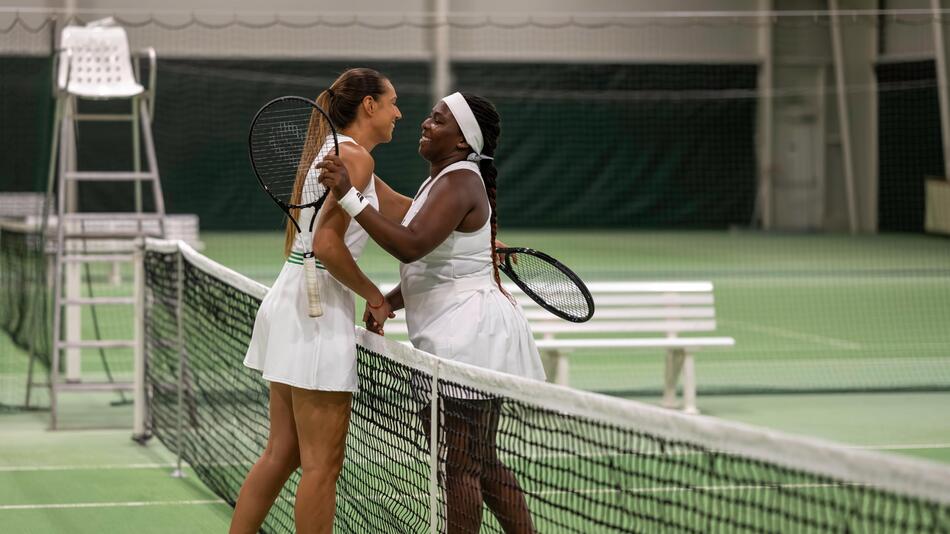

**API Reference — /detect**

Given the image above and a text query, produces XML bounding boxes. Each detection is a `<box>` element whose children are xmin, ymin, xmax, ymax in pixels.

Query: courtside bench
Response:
<box><xmin>383</xmin><ymin>281</ymin><xmax>735</xmax><ymax>414</ymax></box>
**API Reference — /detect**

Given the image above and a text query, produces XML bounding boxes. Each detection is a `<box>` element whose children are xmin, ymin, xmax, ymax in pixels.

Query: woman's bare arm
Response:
<box><xmin>313</xmin><ymin>144</ymin><xmax>386</xmax><ymax>306</ymax></box>
<box><xmin>374</xmin><ymin>175</ymin><xmax>412</xmax><ymax>223</ymax></box>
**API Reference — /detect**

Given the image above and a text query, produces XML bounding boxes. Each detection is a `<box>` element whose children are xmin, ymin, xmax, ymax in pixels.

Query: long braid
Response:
<box><xmin>483</xmin><ymin>165</ymin><xmax>510</xmax><ymax>301</ymax></box>
<box><xmin>462</xmin><ymin>94</ymin><xmax>511</xmax><ymax>301</ymax></box>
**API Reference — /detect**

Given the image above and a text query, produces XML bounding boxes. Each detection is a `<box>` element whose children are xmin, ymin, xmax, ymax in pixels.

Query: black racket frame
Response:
<box><xmin>248</xmin><ymin>95</ymin><xmax>338</xmax><ymax>234</ymax></box>
<box><xmin>496</xmin><ymin>247</ymin><xmax>595</xmax><ymax>323</ymax></box>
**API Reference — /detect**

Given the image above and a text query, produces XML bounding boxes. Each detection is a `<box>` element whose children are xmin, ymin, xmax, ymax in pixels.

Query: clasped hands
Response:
<box><xmin>364</xmin><ymin>296</ymin><xmax>394</xmax><ymax>336</ymax></box>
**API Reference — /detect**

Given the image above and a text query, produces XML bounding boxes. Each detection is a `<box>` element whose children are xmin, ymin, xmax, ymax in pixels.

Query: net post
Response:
<box><xmin>428</xmin><ymin>360</ymin><xmax>441</xmax><ymax>534</ymax></box>
<box><xmin>172</xmin><ymin>242</ymin><xmax>186</xmax><ymax>478</ymax></box>
<box><xmin>132</xmin><ymin>243</ymin><xmax>147</xmax><ymax>439</ymax></box>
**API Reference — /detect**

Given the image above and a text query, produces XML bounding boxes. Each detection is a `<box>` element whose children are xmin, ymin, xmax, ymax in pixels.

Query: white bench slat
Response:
<box><xmin>0</xmin><ymin>192</ymin><xmax>45</xmax><ymax>218</ymax></box>
<box><xmin>384</xmin><ymin>320</ymin><xmax>718</xmax><ymax>336</ymax></box>
<box><xmin>535</xmin><ymin>337</ymin><xmax>735</xmax><ymax>350</ymax></box>
<box><xmin>519</xmin><ymin>295</ymin><xmax>714</xmax><ymax>307</ymax></box>
<box><xmin>582</xmin><ymin>281</ymin><xmax>714</xmax><ymax>292</ymax></box>
<box><xmin>532</xmin><ymin>320</ymin><xmax>718</xmax><ymax>334</ymax></box>
<box><xmin>379</xmin><ymin>281</ymin><xmax>716</xmax><ymax>296</ymax></box>
<box><xmin>522</xmin><ymin>307</ymin><xmax>715</xmax><ymax>320</ymax></box>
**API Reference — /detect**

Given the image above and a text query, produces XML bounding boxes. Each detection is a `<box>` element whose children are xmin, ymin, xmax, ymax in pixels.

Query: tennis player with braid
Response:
<box><xmin>232</xmin><ymin>68</ymin><xmax>403</xmax><ymax>534</ymax></box>
<box><xmin>318</xmin><ymin>93</ymin><xmax>544</xmax><ymax>534</ymax></box>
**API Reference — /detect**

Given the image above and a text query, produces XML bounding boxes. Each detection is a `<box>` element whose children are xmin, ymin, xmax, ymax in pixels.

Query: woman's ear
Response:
<box><xmin>362</xmin><ymin>95</ymin><xmax>377</xmax><ymax>116</ymax></box>
<box><xmin>456</xmin><ymin>137</ymin><xmax>470</xmax><ymax>151</ymax></box>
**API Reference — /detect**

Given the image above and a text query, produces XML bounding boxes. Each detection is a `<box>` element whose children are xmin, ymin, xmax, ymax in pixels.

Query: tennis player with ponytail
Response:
<box><xmin>318</xmin><ymin>92</ymin><xmax>543</xmax><ymax>534</ymax></box>
<box><xmin>232</xmin><ymin>68</ymin><xmax>402</xmax><ymax>534</ymax></box>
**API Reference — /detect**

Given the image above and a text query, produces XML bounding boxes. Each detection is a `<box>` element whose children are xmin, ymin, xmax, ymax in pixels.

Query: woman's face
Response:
<box><xmin>418</xmin><ymin>100</ymin><xmax>463</xmax><ymax>161</ymax></box>
<box><xmin>370</xmin><ymin>79</ymin><xmax>401</xmax><ymax>143</ymax></box>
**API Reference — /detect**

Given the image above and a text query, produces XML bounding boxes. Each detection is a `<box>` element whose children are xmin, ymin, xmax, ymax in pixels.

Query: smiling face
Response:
<box><xmin>369</xmin><ymin>79</ymin><xmax>401</xmax><ymax>143</ymax></box>
<box><xmin>418</xmin><ymin>100</ymin><xmax>465</xmax><ymax>162</ymax></box>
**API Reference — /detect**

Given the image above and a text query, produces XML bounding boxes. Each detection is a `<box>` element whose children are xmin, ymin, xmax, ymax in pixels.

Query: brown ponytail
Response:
<box><xmin>282</xmin><ymin>67</ymin><xmax>390</xmax><ymax>257</ymax></box>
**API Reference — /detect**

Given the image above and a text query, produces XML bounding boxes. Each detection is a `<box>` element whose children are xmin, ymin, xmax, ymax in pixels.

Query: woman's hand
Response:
<box><xmin>316</xmin><ymin>154</ymin><xmax>354</xmax><ymax>200</ymax></box>
<box><xmin>494</xmin><ymin>238</ymin><xmax>517</xmax><ymax>266</ymax></box>
<box><xmin>363</xmin><ymin>296</ymin><xmax>395</xmax><ymax>336</ymax></box>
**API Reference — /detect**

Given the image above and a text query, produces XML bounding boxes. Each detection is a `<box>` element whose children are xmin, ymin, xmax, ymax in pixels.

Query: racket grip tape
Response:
<box><xmin>303</xmin><ymin>255</ymin><xmax>323</xmax><ymax>317</ymax></box>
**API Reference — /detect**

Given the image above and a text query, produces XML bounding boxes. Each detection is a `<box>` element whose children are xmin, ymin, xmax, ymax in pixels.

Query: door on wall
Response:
<box><xmin>774</xmin><ymin>104</ymin><xmax>825</xmax><ymax>231</ymax></box>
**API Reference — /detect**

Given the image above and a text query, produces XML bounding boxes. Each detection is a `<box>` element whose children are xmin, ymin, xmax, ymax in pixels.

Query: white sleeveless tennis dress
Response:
<box><xmin>244</xmin><ymin>134</ymin><xmax>378</xmax><ymax>391</ymax></box>
<box><xmin>400</xmin><ymin>161</ymin><xmax>545</xmax><ymax>382</ymax></box>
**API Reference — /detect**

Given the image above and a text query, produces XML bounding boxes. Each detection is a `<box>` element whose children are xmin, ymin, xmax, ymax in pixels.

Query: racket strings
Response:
<box><xmin>249</xmin><ymin>99</ymin><xmax>335</xmax><ymax>207</ymax></box>
<box><xmin>301</xmin><ymin>143</ymin><xmax>333</xmax><ymax>205</ymax></box>
<box><xmin>508</xmin><ymin>254</ymin><xmax>592</xmax><ymax>321</ymax></box>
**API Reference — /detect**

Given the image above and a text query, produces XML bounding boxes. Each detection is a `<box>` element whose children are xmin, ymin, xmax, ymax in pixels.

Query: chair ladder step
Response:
<box><xmin>61</xmin><ymin>254</ymin><xmax>134</xmax><ymax>263</ymax></box>
<box><xmin>65</xmin><ymin>171</ymin><xmax>157</xmax><ymax>182</ymax></box>
<box><xmin>61</xmin><ymin>213</ymin><xmax>164</xmax><ymax>222</ymax></box>
<box><xmin>56</xmin><ymin>339</ymin><xmax>136</xmax><ymax>350</ymax></box>
<box><xmin>64</xmin><ymin>231</ymin><xmax>162</xmax><ymax>239</ymax></box>
<box><xmin>61</xmin><ymin>297</ymin><xmax>135</xmax><ymax>305</ymax></box>
<box><xmin>57</xmin><ymin>381</ymin><xmax>135</xmax><ymax>392</ymax></box>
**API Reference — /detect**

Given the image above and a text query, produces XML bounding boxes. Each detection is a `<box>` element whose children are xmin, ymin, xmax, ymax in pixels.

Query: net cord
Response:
<box><xmin>142</xmin><ymin>237</ymin><xmax>950</xmax><ymax>506</ymax></box>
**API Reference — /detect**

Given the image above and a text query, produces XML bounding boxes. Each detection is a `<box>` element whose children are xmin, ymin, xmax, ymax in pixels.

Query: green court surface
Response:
<box><xmin>2</xmin><ymin>230</ymin><xmax>949</xmax><ymax>531</ymax></box>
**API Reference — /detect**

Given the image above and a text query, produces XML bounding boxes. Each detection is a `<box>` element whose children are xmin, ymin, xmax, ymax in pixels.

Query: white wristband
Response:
<box><xmin>338</xmin><ymin>187</ymin><xmax>369</xmax><ymax>217</ymax></box>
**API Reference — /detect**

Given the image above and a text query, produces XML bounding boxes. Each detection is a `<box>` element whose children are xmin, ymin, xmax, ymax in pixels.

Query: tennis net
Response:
<box><xmin>0</xmin><ymin>222</ymin><xmax>49</xmax><ymax>410</ymax></box>
<box><xmin>142</xmin><ymin>239</ymin><xmax>950</xmax><ymax>533</ymax></box>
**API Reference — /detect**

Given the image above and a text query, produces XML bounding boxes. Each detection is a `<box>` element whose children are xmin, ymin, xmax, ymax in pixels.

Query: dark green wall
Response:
<box><xmin>0</xmin><ymin>57</ymin><xmax>54</xmax><ymax>193</ymax></box>
<box><xmin>454</xmin><ymin>63</ymin><xmax>757</xmax><ymax>229</ymax></box>
<box><xmin>2</xmin><ymin>58</ymin><xmax>757</xmax><ymax>230</ymax></box>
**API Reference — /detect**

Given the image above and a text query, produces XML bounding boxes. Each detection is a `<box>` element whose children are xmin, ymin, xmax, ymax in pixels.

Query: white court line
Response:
<box><xmin>0</xmin><ymin>463</ymin><xmax>176</xmax><ymax>472</ymax></box>
<box><xmin>851</xmin><ymin>443</ymin><xmax>950</xmax><ymax>451</ymax></box>
<box><xmin>718</xmin><ymin>318</ymin><xmax>862</xmax><ymax>350</ymax></box>
<box><xmin>0</xmin><ymin>499</ymin><xmax>224</xmax><ymax>511</ymax></box>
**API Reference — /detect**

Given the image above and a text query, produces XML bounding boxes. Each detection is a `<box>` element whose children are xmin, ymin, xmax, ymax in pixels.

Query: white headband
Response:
<box><xmin>441</xmin><ymin>92</ymin><xmax>493</xmax><ymax>162</ymax></box>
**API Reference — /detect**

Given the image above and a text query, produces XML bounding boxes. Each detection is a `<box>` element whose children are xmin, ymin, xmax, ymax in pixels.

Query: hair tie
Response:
<box><xmin>326</xmin><ymin>88</ymin><xmax>335</xmax><ymax>98</ymax></box>
<box><xmin>466</xmin><ymin>153</ymin><xmax>493</xmax><ymax>162</ymax></box>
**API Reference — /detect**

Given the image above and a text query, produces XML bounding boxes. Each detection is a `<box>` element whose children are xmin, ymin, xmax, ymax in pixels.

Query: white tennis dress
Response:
<box><xmin>244</xmin><ymin>134</ymin><xmax>378</xmax><ymax>391</ymax></box>
<box><xmin>400</xmin><ymin>161</ymin><xmax>545</xmax><ymax>381</ymax></box>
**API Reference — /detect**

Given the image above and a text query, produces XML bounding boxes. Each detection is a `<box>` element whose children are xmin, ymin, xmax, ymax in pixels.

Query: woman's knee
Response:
<box><xmin>445</xmin><ymin>456</ymin><xmax>482</xmax><ymax>488</ymax></box>
<box><xmin>303</xmin><ymin>438</ymin><xmax>346</xmax><ymax>474</ymax></box>
<box><xmin>262</xmin><ymin>441</ymin><xmax>301</xmax><ymax>473</ymax></box>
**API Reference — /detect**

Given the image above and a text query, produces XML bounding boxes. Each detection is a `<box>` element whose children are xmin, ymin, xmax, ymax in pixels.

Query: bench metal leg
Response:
<box><xmin>663</xmin><ymin>349</ymin><xmax>685</xmax><ymax>409</ymax></box>
<box><xmin>555</xmin><ymin>352</ymin><xmax>569</xmax><ymax>386</ymax></box>
<box><xmin>541</xmin><ymin>350</ymin><xmax>569</xmax><ymax>386</ymax></box>
<box><xmin>682</xmin><ymin>354</ymin><xmax>699</xmax><ymax>415</ymax></box>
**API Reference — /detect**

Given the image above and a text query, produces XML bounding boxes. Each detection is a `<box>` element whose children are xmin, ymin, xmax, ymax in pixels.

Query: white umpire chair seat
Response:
<box><xmin>57</xmin><ymin>22</ymin><xmax>146</xmax><ymax>99</ymax></box>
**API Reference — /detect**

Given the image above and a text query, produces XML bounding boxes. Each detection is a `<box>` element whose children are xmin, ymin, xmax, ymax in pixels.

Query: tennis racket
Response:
<box><xmin>248</xmin><ymin>96</ymin><xmax>338</xmax><ymax>317</ymax></box>
<box><xmin>496</xmin><ymin>247</ymin><xmax>594</xmax><ymax>323</ymax></box>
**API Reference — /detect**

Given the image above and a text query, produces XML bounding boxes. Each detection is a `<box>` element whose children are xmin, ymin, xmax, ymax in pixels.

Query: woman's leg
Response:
<box><xmin>475</xmin><ymin>400</ymin><xmax>535</xmax><ymax>534</ymax></box>
<box><xmin>441</xmin><ymin>399</ymin><xmax>486</xmax><ymax>534</ymax></box>
<box><xmin>230</xmin><ymin>382</ymin><xmax>301</xmax><ymax>534</ymax></box>
<box><xmin>291</xmin><ymin>389</ymin><xmax>352</xmax><ymax>534</ymax></box>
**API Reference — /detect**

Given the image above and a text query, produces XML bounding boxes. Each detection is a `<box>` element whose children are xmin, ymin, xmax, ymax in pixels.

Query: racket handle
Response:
<box><xmin>303</xmin><ymin>255</ymin><xmax>323</xmax><ymax>317</ymax></box>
